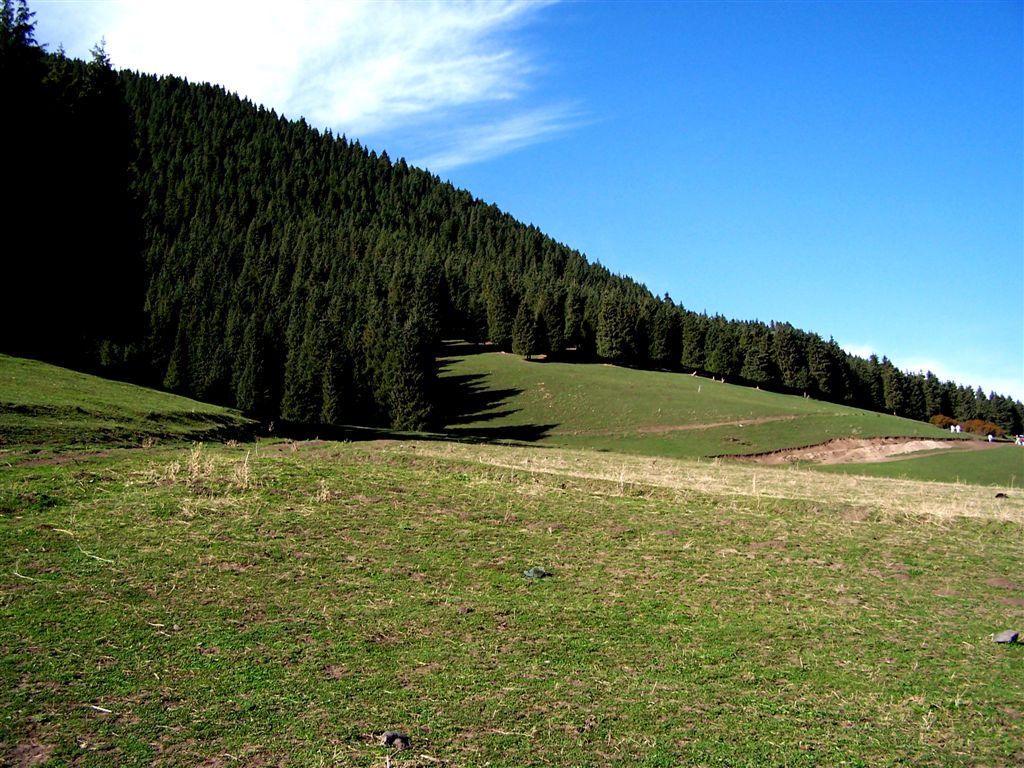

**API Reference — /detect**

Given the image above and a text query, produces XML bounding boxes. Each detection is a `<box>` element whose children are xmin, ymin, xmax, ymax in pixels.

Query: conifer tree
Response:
<box><xmin>922</xmin><ymin>372</ymin><xmax>949</xmax><ymax>418</ymax></box>
<box><xmin>680</xmin><ymin>312</ymin><xmax>707</xmax><ymax>371</ymax></box>
<box><xmin>563</xmin><ymin>286</ymin><xmax>585</xmax><ymax>352</ymax></box>
<box><xmin>537</xmin><ymin>289</ymin><xmax>564</xmax><ymax>356</ymax></box>
<box><xmin>233</xmin><ymin>314</ymin><xmax>269</xmax><ymax>415</ymax></box>
<box><xmin>596</xmin><ymin>288</ymin><xmax>634</xmax><ymax>362</ymax></box>
<box><xmin>512</xmin><ymin>301</ymin><xmax>539</xmax><ymax>359</ymax></box>
<box><xmin>485</xmin><ymin>282</ymin><xmax>515</xmax><ymax>350</ymax></box>
<box><xmin>740</xmin><ymin>327</ymin><xmax>774</xmax><ymax>385</ymax></box>
<box><xmin>904</xmin><ymin>375</ymin><xmax>926</xmax><ymax>422</ymax></box>
<box><xmin>649</xmin><ymin>296</ymin><xmax>682</xmax><ymax>369</ymax></box>
<box><xmin>703</xmin><ymin>318</ymin><xmax>738</xmax><ymax>378</ymax></box>
<box><xmin>771</xmin><ymin>323</ymin><xmax>809</xmax><ymax>392</ymax></box>
<box><xmin>384</xmin><ymin>320</ymin><xmax>434</xmax><ymax>430</ymax></box>
<box><xmin>881</xmin><ymin>360</ymin><xmax>906</xmax><ymax>416</ymax></box>
<box><xmin>806</xmin><ymin>335</ymin><xmax>847</xmax><ymax>399</ymax></box>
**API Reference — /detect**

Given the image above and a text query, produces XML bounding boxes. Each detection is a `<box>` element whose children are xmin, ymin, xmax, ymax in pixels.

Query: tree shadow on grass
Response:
<box><xmin>441</xmin><ymin>422</ymin><xmax>558</xmax><ymax>443</ymax></box>
<box><xmin>438</xmin><ymin>340</ymin><xmax>498</xmax><ymax>358</ymax></box>
<box><xmin>433</xmin><ymin>366</ymin><xmax>557</xmax><ymax>442</ymax></box>
<box><xmin>435</xmin><ymin>372</ymin><xmax>522</xmax><ymax>426</ymax></box>
<box><xmin>270</xmin><ymin>420</ymin><xmax>558</xmax><ymax>446</ymax></box>
<box><xmin>270</xmin><ymin>364</ymin><xmax>558</xmax><ymax>445</ymax></box>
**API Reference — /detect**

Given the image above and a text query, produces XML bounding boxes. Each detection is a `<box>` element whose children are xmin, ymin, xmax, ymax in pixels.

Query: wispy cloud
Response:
<box><xmin>838</xmin><ymin>342</ymin><xmax>877</xmax><ymax>361</ymax></box>
<box><xmin>414</xmin><ymin>102</ymin><xmax>588</xmax><ymax>170</ymax></box>
<box><xmin>34</xmin><ymin>0</ymin><xmax>575</xmax><ymax>171</ymax></box>
<box><xmin>839</xmin><ymin>341</ymin><xmax>1023</xmax><ymax>401</ymax></box>
<box><xmin>898</xmin><ymin>357</ymin><xmax>1024</xmax><ymax>402</ymax></box>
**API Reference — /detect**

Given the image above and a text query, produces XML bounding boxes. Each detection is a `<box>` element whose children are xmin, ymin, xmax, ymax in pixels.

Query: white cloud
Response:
<box><xmin>838</xmin><ymin>342</ymin><xmax>1023</xmax><ymax>401</ymax></box>
<box><xmin>897</xmin><ymin>357</ymin><xmax>1024</xmax><ymax>403</ymax></box>
<box><xmin>33</xmin><ymin>0</ymin><xmax>573</xmax><ymax>171</ymax></box>
<box><xmin>838</xmin><ymin>342</ymin><xmax>877</xmax><ymax>361</ymax></box>
<box><xmin>415</xmin><ymin>102</ymin><xmax>587</xmax><ymax>170</ymax></box>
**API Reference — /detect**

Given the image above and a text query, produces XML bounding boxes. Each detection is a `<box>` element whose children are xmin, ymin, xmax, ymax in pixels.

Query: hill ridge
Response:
<box><xmin>1</xmin><ymin>10</ymin><xmax>1021</xmax><ymax>436</ymax></box>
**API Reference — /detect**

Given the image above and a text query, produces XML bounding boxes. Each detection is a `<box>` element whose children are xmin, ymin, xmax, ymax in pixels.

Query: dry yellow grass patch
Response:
<box><xmin>398</xmin><ymin>441</ymin><xmax>1024</xmax><ymax>524</ymax></box>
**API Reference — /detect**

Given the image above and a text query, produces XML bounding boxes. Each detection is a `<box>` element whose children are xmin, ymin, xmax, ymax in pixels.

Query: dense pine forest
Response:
<box><xmin>2</xmin><ymin>0</ymin><xmax>1021</xmax><ymax>435</ymax></box>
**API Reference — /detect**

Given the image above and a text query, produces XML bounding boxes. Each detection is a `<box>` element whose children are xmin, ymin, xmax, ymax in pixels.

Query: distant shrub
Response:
<box><xmin>961</xmin><ymin>419</ymin><xmax>1006</xmax><ymax>438</ymax></box>
<box><xmin>930</xmin><ymin>414</ymin><xmax>1006</xmax><ymax>438</ymax></box>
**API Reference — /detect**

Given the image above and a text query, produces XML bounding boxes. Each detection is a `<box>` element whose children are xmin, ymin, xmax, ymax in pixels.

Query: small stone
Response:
<box><xmin>381</xmin><ymin>731</ymin><xmax>411</xmax><ymax>750</ymax></box>
<box><xmin>993</xmin><ymin>630</ymin><xmax>1019</xmax><ymax>644</ymax></box>
<box><xmin>523</xmin><ymin>566</ymin><xmax>551</xmax><ymax>579</ymax></box>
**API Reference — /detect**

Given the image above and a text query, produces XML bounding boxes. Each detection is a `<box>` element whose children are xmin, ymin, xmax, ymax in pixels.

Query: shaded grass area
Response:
<box><xmin>816</xmin><ymin>444</ymin><xmax>1024</xmax><ymax>488</ymax></box>
<box><xmin>437</xmin><ymin>351</ymin><xmax>953</xmax><ymax>458</ymax></box>
<box><xmin>2</xmin><ymin>440</ymin><xmax>1021</xmax><ymax>766</ymax></box>
<box><xmin>0</xmin><ymin>354</ymin><xmax>256</xmax><ymax>450</ymax></box>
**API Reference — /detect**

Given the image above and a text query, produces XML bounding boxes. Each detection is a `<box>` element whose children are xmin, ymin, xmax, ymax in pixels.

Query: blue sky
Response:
<box><xmin>34</xmin><ymin>0</ymin><xmax>1023</xmax><ymax>401</ymax></box>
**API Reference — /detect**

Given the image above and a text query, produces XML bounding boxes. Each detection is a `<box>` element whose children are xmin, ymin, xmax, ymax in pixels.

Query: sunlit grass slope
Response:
<box><xmin>0</xmin><ymin>354</ymin><xmax>255</xmax><ymax>449</ymax></box>
<box><xmin>438</xmin><ymin>349</ymin><xmax>954</xmax><ymax>458</ymax></box>
<box><xmin>817</xmin><ymin>444</ymin><xmax>1024</xmax><ymax>488</ymax></box>
<box><xmin>1</xmin><ymin>439</ymin><xmax>1020</xmax><ymax>766</ymax></box>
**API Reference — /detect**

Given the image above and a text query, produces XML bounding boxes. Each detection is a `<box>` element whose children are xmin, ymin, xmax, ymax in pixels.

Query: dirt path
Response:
<box><xmin>553</xmin><ymin>415</ymin><xmax>798</xmax><ymax>437</ymax></box>
<box><xmin>637</xmin><ymin>415</ymin><xmax>799</xmax><ymax>434</ymax></box>
<box><xmin>740</xmin><ymin>437</ymin><xmax>990</xmax><ymax>465</ymax></box>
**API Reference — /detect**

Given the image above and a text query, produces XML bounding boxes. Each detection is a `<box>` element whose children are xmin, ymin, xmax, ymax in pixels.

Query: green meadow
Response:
<box><xmin>0</xmin><ymin>354</ymin><xmax>254</xmax><ymax>450</ymax></box>
<box><xmin>2</xmin><ymin>355</ymin><xmax>1022</xmax><ymax>766</ymax></box>
<box><xmin>818</xmin><ymin>444</ymin><xmax>1023</xmax><ymax>488</ymax></box>
<box><xmin>438</xmin><ymin>348</ymin><xmax>959</xmax><ymax>455</ymax></box>
<box><xmin>2</xmin><ymin>439</ymin><xmax>1022</xmax><ymax>767</ymax></box>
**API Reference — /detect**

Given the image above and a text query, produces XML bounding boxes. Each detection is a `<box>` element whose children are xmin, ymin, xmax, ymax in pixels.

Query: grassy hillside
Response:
<box><xmin>3</xmin><ymin>351</ymin><xmax>1009</xmax><ymax>485</ymax></box>
<box><xmin>438</xmin><ymin>347</ymin><xmax>958</xmax><ymax>458</ymax></box>
<box><xmin>2</xmin><ymin>439</ymin><xmax>1021</xmax><ymax>766</ymax></box>
<box><xmin>0</xmin><ymin>355</ymin><xmax>255</xmax><ymax>450</ymax></box>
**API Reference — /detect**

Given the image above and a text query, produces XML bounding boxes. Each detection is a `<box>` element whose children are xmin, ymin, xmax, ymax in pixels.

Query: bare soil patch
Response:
<box><xmin>8</xmin><ymin>735</ymin><xmax>53</xmax><ymax>767</ymax></box>
<box><xmin>636</xmin><ymin>415</ymin><xmax>798</xmax><ymax>434</ymax></box>
<box><xmin>324</xmin><ymin>664</ymin><xmax>347</xmax><ymax>680</ymax></box>
<box><xmin>740</xmin><ymin>437</ymin><xmax>986</xmax><ymax>466</ymax></box>
<box><xmin>555</xmin><ymin>415</ymin><xmax>798</xmax><ymax>437</ymax></box>
<box><xmin>986</xmin><ymin>578</ymin><xmax>1022</xmax><ymax>591</ymax></box>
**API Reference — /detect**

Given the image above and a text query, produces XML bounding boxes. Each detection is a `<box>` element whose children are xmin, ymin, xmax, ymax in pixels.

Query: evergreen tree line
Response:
<box><xmin>2</xmin><ymin>1</ymin><xmax>1021</xmax><ymax>434</ymax></box>
<box><xmin>1</xmin><ymin>0</ymin><xmax>144</xmax><ymax>370</ymax></box>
